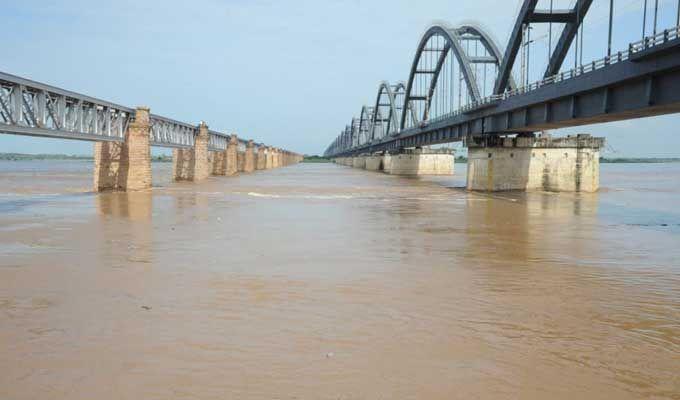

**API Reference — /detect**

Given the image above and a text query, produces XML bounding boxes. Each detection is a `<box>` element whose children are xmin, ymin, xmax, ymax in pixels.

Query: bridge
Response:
<box><xmin>0</xmin><ymin>71</ymin><xmax>302</xmax><ymax>191</ymax></box>
<box><xmin>325</xmin><ymin>0</ymin><xmax>680</xmax><ymax>192</ymax></box>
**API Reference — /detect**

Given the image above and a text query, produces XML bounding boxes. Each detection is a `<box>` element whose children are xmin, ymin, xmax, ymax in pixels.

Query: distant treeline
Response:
<box><xmin>3</xmin><ymin>153</ymin><xmax>679</xmax><ymax>164</ymax></box>
<box><xmin>303</xmin><ymin>155</ymin><xmax>331</xmax><ymax>163</ymax></box>
<box><xmin>0</xmin><ymin>153</ymin><xmax>173</xmax><ymax>162</ymax></box>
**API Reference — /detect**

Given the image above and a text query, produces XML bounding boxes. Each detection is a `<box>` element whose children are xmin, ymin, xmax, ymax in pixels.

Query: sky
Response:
<box><xmin>1</xmin><ymin>0</ymin><xmax>679</xmax><ymax>157</ymax></box>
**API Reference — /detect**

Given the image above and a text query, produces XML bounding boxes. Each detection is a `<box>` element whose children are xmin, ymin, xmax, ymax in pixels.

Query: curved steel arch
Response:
<box><xmin>400</xmin><ymin>24</ymin><xmax>481</xmax><ymax>131</ymax></box>
<box><xmin>358</xmin><ymin>106</ymin><xmax>375</xmax><ymax>144</ymax></box>
<box><xmin>370</xmin><ymin>82</ymin><xmax>401</xmax><ymax>141</ymax></box>
<box><xmin>457</xmin><ymin>24</ymin><xmax>517</xmax><ymax>91</ymax></box>
<box><xmin>494</xmin><ymin>0</ymin><xmax>593</xmax><ymax>94</ymax></box>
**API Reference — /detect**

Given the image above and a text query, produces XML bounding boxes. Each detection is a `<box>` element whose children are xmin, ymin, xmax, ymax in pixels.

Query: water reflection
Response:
<box><xmin>96</xmin><ymin>191</ymin><xmax>153</xmax><ymax>266</ymax></box>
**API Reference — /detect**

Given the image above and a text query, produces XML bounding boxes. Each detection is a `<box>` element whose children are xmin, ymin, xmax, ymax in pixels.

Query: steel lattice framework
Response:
<box><xmin>0</xmin><ymin>71</ymin><xmax>254</xmax><ymax>150</ymax></box>
<box><xmin>325</xmin><ymin>0</ymin><xmax>680</xmax><ymax>158</ymax></box>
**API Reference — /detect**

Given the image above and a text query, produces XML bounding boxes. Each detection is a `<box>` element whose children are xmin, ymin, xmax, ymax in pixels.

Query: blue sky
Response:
<box><xmin>1</xmin><ymin>0</ymin><xmax>679</xmax><ymax>157</ymax></box>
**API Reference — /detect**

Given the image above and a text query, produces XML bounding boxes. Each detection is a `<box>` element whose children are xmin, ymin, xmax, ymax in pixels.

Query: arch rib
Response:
<box><xmin>400</xmin><ymin>24</ymin><xmax>481</xmax><ymax>131</ymax></box>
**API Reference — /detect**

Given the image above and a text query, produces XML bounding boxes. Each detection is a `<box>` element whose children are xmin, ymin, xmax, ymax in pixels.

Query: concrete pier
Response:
<box><xmin>466</xmin><ymin>134</ymin><xmax>604</xmax><ymax>192</ymax></box>
<box><xmin>365</xmin><ymin>155</ymin><xmax>383</xmax><ymax>171</ymax></box>
<box><xmin>173</xmin><ymin>122</ymin><xmax>211</xmax><ymax>182</ymax></box>
<box><xmin>386</xmin><ymin>149</ymin><xmax>454</xmax><ymax>176</ymax></box>
<box><xmin>352</xmin><ymin>156</ymin><xmax>366</xmax><ymax>169</ymax></box>
<box><xmin>94</xmin><ymin>107</ymin><xmax>152</xmax><ymax>192</ymax></box>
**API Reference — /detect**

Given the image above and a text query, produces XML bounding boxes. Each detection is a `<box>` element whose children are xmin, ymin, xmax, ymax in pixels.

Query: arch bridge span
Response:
<box><xmin>325</xmin><ymin>0</ymin><xmax>680</xmax><ymax>157</ymax></box>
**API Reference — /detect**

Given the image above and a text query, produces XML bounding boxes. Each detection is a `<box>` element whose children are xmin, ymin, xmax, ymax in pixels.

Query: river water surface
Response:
<box><xmin>0</xmin><ymin>161</ymin><xmax>678</xmax><ymax>399</ymax></box>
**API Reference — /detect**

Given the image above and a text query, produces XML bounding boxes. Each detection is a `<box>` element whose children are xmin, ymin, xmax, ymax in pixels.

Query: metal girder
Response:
<box><xmin>529</xmin><ymin>9</ymin><xmax>576</xmax><ymax>23</ymax></box>
<box><xmin>401</xmin><ymin>23</ymin><xmax>481</xmax><ymax>130</ymax></box>
<box><xmin>494</xmin><ymin>0</ymin><xmax>539</xmax><ymax>94</ymax></box>
<box><xmin>0</xmin><ymin>72</ymin><xmax>132</xmax><ymax>142</ymax></box>
<box><xmin>544</xmin><ymin>0</ymin><xmax>594</xmax><ymax>77</ymax></box>
<box><xmin>149</xmin><ymin>116</ymin><xmax>196</xmax><ymax>148</ymax></box>
<box><xmin>0</xmin><ymin>71</ymin><xmax>274</xmax><ymax>154</ymax></box>
<box><xmin>331</xmin><ymin>38</ymin><xmax>680</xmax><ymax>157</ymax></box>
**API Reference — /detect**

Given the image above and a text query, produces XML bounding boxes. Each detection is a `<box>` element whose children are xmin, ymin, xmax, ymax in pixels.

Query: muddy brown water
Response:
<box><xmin>1</xmin><ymin>161</ymin><xmax>679</xmax><ymax>399</ymax></box>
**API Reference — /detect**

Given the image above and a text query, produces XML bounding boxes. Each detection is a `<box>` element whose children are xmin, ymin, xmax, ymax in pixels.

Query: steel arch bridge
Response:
<box><xmin>325</xmin><ymin>0</ymin><xmax>680</xmax><ymax>157</ymax></box>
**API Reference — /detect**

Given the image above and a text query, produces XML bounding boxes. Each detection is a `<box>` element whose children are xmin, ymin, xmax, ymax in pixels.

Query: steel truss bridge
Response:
<box><xmin>325</xmin><ymin>0</ymin><xmax>680</xmax><ymax>157</ymax></box>
<box><xmin>0</xmin><ymin>72</ymin><xmax>264</xmax><ymax>153</ymax></box>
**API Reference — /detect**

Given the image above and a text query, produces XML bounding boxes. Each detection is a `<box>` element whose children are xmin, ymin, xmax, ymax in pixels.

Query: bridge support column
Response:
<box><xmin>173</xmin><ymin>122</ymin><xmax>210</xmax><ymax>182</ymax></box>
<box><xmin>365</xmin><ymin>155</ymin><xmax>383</xmax><ymax>171</ymax></box>
<box><xmin>386</xmin><ymin>148</ymin><xmax>454</xmax><ymax>176</ymax></box>
<box><xmin>244</xmin><ymin>140</ymin><xmax>255</xmax><ymax>172</ymax></box>
<box><xmin>265</xmin><ymin>147</ymin><xmax>273</xmax><ymax>169</ymax></box>
<box><xmin>94</xmin><ymin>106</ymin><xmax>152</xmax><ymax>192</ymax></box>
<box><xmin>237</xmin><ymin>151</ymin><xmax>245</xmax><ymax>172</ymax></box>
<box><xmin>256</xmin><ymin>146</ymin><xmax>266</xmax><ymax>170</ymax></box>
<box><xmin>352</xmin><ymin>156</ymin><xmax>366</xmax><ymax>169</ymax></box>
<box><xmin>225</xmin><ymin>134</ymin><xmax>238</xmax><ymax>175</ymax></box>
<box><xmin>466</xmin><ymin>134</ymin><xmax>604</xmax><ymax>192</ymax></box>
<box><xmin>211</xmin><ymin>151</ymin><xmax>226</xmax><ymax>176</ymax></box>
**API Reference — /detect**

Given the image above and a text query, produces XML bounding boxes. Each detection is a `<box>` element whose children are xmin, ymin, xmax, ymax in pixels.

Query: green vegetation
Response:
<box><xmin>600</xmin><ymin>157</ymin><xmax>680</xmax><ymax>163</ymax></box>
<box><xmin>302</xmin><ymin>155</ymin><xmax>331</xmax><ymax>163</ymax></box>
<box><xmin>0</xmin><ymin>153</ymin><xmax>91</xmax><ymax>161</ymax></box>
<box><xmin>0</xmin><ymin>153</ymin><xmax>173</xmax><ymax>162</ymax></box>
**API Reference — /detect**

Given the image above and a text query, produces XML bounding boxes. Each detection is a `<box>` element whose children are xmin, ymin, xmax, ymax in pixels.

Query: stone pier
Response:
<box><xmin>386</xmin><ymin>149</ymin><xmax>454</xmax><ymax>176</ymax></box>
<box><xmin>211</xmin><ymin>151</ymin><xmax>226</xmax><ymax>176</ymax></box>
<box><xmin>265</xmin><ymin>147</ymin><xmax>273</xmax><ymax>169</ymax></box>
<box><xmin>256</xmin><ymin>146</ymin><xmax>266</xmax><ymax>170</ymax></box>
<box><xmin>173</xmin><ymin>122</ymin><xmax>211</xmax><ymax>182</ymax></box>
<box><xmin>237</xmin><ymin>151</ymin><xmax>245</xmax><ymax>172</ymax></box>
<box><xmin>94</xmin><ymin>106</ymin><xmax>152</xmax><ymax>192</ymax></box>
<box><xmin>244</xmin><ymin>140</ymin><xmax>255</xmax><ymax>172</ymax></box>
<box><xmin>226</xmin><ymin>134</ymin><xmax>239</xmax><ymax>176</ymax></box>
<box><xmin>466</xmin><ymin>133</ymin><xmax>604</xmax><ymax>192</ymax></box>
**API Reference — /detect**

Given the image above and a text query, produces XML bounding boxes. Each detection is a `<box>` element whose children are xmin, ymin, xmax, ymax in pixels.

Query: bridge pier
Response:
<box><xmin>173</xmin><ymin>122</ymin><xmax>211</xmax><ymax>182</ymax></box>
<box><xmin>352</xmin><ymin>156</ymin><xmax>366</xmax><ymax>169</ymax></box>
<box><xmin>265</xmin><ymin>147</ymin><xmax>273</xmax><ymax>169</ymax></box>
<box><xmin>225</xmin><ymin>134</ymin><xmax>239</xmax><ymax>175</ymax></box>
<box><xmin>256</xmin><ymin>146</ymin><xmax>266</xmax><ymax>170</ymax></box>
<box><xmin>466</xmin><ymin>134</ymin><xmax>604</xmax><ymax>192</ymax></box>
<box><xmin>237</xmin><ymin>150</ymin><xmax>245</xmax><ymax>172</ymax></box>
<box><xmin>244</xmin><ymin>140</ymin><xmax>255</xmax><ymax>172</ymax></box>
<box><xmin>94</xmin><ymin>106</ymin><xmax>152</xmax><ymax>192</ymax></box>
<box><xmin>211</xmin><ymin>151</ymin><xmax>226</xmax><ymax>176</ymax></box>
<box><xmin>365</xmin><ymin>155</ymin><xmax>383</xmax><ymax>171</ymax></box>
<box><xmin>386</xmin><ymin>148</ymin><xmax>454</xmax><ymax>176</ymax></box>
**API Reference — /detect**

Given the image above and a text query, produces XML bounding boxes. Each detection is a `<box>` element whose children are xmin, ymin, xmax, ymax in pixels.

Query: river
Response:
<box><xmin>0</xmin><ymin>160</ymin><xmax>678</xmax><ymax>399</ymax></box>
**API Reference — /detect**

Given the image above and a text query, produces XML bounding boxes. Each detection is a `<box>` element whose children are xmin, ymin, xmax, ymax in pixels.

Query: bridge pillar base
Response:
<box><xmin>265</xmin><ymin>147</ymin><xmax>273</xmax><ymax>169</ymax></box>
<box><xmin>224</xmin><ymin>135</ymin><xmax>239</xmax><ymax>176</ymax></box>
<box><xmin>94</xmin><ymin>106</ymin><xmax>152</xmax><ymax>192</ymax></box>
<box><xmin>237</xmin><ymin>151</ymin><xmax>245</xmax><ymax>172</ymax></box>
<box><xmin>256</xmin><ymin>147</ymin><xmax>266</xmax><ymax>170</ymax></box>
<box><xmin>365</xmin><ymin>155</ymin><xmax>383</xmax><ymax>171</ymax></box>
<box><xmin>352</xmin><ymin>156</ymin><xmax>366</xmax><ymax>169</ymax></box>
<box><xmin>386</xmin><ymin>149</ymin><xmax>454</xmax><ymax>176</ymax></box>
<box><xmin>244</xmin><ymin>141</ymin><xmax>255</xmax><ymax>172</ymax></box>
<box><xmin>211</xmin><ymin>151</ymin><xmax>226</xmax><ymax>176</ymax></box>
<box><xmin>173</xmin><ymin>122</ymin><xmax>210</xmax><ymax>182</ymax></box>
<box><xmin>466</xmin><ymin>134</ymin><xmax>604</xmax><ymax>192</ymax></box>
